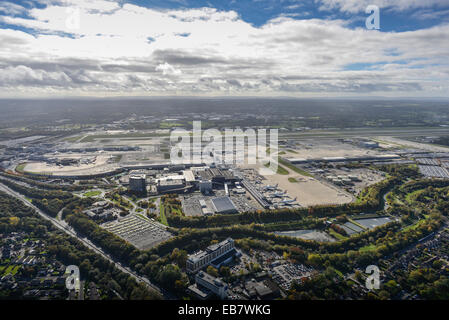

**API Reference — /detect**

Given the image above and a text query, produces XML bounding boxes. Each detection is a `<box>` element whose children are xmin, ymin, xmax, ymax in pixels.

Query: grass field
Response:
<box><xmin>81</xmin><ymin>132</ymin><xmax>168</xmax><ymax>142</ymax></box>
<box><xmin>159</xmin><ymin>205</ymin><xmax>168</xmax><ymax>226</ymax></box>
<box><xmin>15</xmin><ymin>163</ymin><xmax>27</xmax><ymax>173</ymax></box>
<box><xmin>264</xmin><ymin>162</ymin><xmax>289</xmax><ymax>175</ymax></box>
<box><xmin>359</xmin><ymin>244</ymin><xmax>377</xmax><ymax>252</ymax></box>
<box><xmin>288</xmin><ymin>177</ymin><xmax>298</xmax><ymax>183</ymax></box>
<box><xmin>3</xmin><ymin>265</ymin><xmax>20</xmax><ymax>276</ymax></box>
<box><xmin>84</xmin><ymin>190</ymin><xmax>102</xmax><ymax>197</ymax></box>
<box><xmin>328</xmin><ymin>229</ymin><xmax>347</xmax><ymax>240</ymax></box>
<box><xmin>279</xmin><ymin>159</ymin><xmax>313</xmax><ymax>177</ymax></box>
<box><xmin>63</xmin><ymin>135</ymin><xmax>82</xmax><ymax>142</ymax></box>
<box><xmin>403</xmin><ymin>219</ymin><xmax>425</xmax><ymax>232</ymax></box>
<box><xmin>159</xmin><ymin>122</ymin><xmax>183</xmax><ymax>129</ymax></box>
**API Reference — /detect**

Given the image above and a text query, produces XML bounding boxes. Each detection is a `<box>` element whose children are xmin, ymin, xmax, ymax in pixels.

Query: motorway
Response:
<box><xmin>0</xmin><ymin>181</ymin><xmax>174</xmax><ymax>300</ymax></box>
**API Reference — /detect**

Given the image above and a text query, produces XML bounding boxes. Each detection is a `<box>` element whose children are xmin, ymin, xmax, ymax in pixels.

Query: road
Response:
<box><xmin>0</xmin><ymin>181</ymin><xmax>174</xmax><ymax>299</ymax></box>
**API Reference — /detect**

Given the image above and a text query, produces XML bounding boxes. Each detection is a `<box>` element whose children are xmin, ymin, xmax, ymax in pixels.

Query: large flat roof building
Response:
<box><xmin>157</xmin><ymin>175</ymin><xmax>186</xmax><ymax>193</ymax></box>
<box><xmin>186</xmin><ymin>238</ymin><xmax>236</xmax><ymax>273</ymax></box>
<box><xmin>211</xmin><ymin>196</ymin><xmax>238</xmax><ymax>214</ymax></box>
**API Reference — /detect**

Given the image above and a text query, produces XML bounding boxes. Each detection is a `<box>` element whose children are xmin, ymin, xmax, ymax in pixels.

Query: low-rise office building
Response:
<box><xmin>186</xmin><ymin>238</ymin><xmax>238</xmax><ymax>273</ymax></box>
<box><xmin>187</xmin><ymin>271</ymin><xmax>228</xmax><ymax>300</ymax></box>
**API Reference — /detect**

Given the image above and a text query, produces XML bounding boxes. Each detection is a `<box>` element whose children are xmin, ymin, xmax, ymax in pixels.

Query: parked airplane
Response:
<box><xmin>279</xmin><ymin>197</ymin><xmax>297</xmax><ymax>204</ymax></box>
<box><xmin>269</xmin><ymin>192</ymin><xmax>286</xmax><ymax>198</ymax></box>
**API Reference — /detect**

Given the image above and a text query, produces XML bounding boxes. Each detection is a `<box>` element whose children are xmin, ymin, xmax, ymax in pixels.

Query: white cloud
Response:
<box><xmin>0</xmin><ymin>1</ymin><xmax>27</xmax><ymax>16</ymax></box>
<box><xmin>316</xmin><ymin>0</ymin><xmax>449</xmax><ymax>13</ymax></box>
<box><xmin>156</xmin><ymin>62</ymin><xmax>182</xmax><ymax>76</ymax></box>
<box><xmin>0</xmin><ymin>2</ymin><xmax>448</xmax><ymax>97</ymax></box>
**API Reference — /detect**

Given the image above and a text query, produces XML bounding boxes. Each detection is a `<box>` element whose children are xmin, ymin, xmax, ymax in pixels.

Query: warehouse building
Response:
<box><xmin>211</xmin><ymin>196</ymin><xmax>239</xmax><ymax>214</ymax></box>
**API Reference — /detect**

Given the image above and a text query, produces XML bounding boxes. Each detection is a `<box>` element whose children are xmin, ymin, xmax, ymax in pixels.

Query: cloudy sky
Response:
<box><xmin>0</xmin><ymin>0</ymin><xmax>448</xmax><ymax>98</ymax></box>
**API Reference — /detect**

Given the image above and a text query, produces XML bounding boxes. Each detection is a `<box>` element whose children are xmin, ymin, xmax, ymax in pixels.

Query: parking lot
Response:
<box><xmin>102</xmin><ymin>214</ymin><xmax>173</xmax><ymax>250</ymax></box>
<box><xmin>271</xmin><ymin>263</ymin><xmax>314</xmax><ymax>291</ymax></box>
<box><xmin>419</xmin><ymin>165</ymin><xmax>449</xmax><ymax>178</ymax></box>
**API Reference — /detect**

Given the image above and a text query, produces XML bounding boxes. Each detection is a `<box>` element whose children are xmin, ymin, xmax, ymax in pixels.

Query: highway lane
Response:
<box><xmin>0</xmin><ymin>182</ymin><xmax>174</xmax><ymax>299</ymax></box>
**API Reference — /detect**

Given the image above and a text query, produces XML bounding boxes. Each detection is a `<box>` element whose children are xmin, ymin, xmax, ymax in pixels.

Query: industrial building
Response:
<box><xmin>129</xmin><ymin>173</ymin><xmax>147</xmax><ymax>193</ymax></box>
<box><xmin>211</xmin><ymin>196</ymin><xmax>239</xmax><ymax>214</ymax></box>
<box><xmin>187</xmin><ymin>271</ymin><xmax>229</xmax><ymax>300</ymax></box>
<box><xmin>195</xmin><ymin>167</ymin><xmax>238</xmax><ymax>185</ymax></box>
<box><xmin>157</xmin><ymin>175</ymin><xmax>186</xmax><ymax>193</ymax></box>
<box><xmin>186</xmin><ymin>238</ymin><xmax>238</xmax><ymax>273</ymax></box>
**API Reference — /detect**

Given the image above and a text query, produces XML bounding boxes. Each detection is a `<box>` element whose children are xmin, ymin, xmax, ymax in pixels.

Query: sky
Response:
<box><xmin>0</xmin><ymin>0</ymin><xmax>448</xmax><ymax>98</ymax></box>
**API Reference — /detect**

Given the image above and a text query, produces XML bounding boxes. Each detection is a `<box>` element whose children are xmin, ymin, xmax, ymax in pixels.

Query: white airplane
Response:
<box><xmin>280</xmin><ymin>197</ymin><xmax>297</xmax><ymax>204</ymax></box>
<box><xmin>263</xmin><ymin>184</ymin><xmax>278</xmax><ymax>191</ymax></box>
<box><xmin>270</xmin><ymin>192</ymin><xmax>286</xmax><ymax>198</ymax></box>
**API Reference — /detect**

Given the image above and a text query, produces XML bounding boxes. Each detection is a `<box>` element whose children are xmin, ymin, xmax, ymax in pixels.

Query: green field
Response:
<box><xmin>279</xmin><ymin>159</ymin><xmax>313</xmax><ymax>177</ymax></box>
<box><xmin>80</xmin><ymin>132</ymin><xmax>168</xmax><ymax>142</ymax></box>
<box><xmin>159</xmin><ymin>122</ymin><xmax>183</xmax><ymax>129</ymax></box>
<box><xmin>84</xmin><ymin>190</ymin><xmax>102</xmax><ymax>197</ymax></box>
<box><xmin>15</xmin><ymin>163</ymin><xmax>27</xmax><ymax>173</ymax></box>
<box><xmin>2</xmin><ymin>265</ymin><xmax>20</xmax><ymax>276</ymax></box>
<box><xmin>359</xmin><ymin>244</ymin><xmax>377</xmax><ymax>252</ymax></box>
<box><xmin>63</xmin><ymin>135</ymin><xmax>82</xmax><ymax>142</ymax></box>
<box><xmin>159</xmin><ymin>205</ymin><xmax>168</xmax><ymax>226</ymax></box>
<box><xmin>264</xmin><ymin>162</ymin><xmax>289</xmax><ymax>175</ymax></box>
<box><xmin>328</xmin><ymin>229</ymin><xmax>347</xmax><ymax>240</ymax></box>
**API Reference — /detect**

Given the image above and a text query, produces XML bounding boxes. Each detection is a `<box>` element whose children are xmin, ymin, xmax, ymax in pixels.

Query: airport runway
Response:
<box><xmin>279</xmin><ymin>127</ymin><xmax>449</xmax><ymax>140</ymax></box>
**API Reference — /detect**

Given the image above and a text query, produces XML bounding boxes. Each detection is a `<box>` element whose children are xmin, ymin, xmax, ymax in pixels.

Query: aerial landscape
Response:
<box><xmin>0</xmin><ymin>0</ymin><xmax>449</xmax><ymax>310</ymax></box>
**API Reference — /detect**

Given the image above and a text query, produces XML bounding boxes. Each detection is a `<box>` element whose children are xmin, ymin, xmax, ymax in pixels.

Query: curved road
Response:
<box><xmin>0</xmin><ymin>182</ymin><xmax>174</xmax><ymax>300</ymax></box>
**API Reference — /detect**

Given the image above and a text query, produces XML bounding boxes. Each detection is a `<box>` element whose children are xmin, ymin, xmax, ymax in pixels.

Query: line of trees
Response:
<box><xmin>0</xmin><ymin>177</ymin><xmax>74</xmax><ymax>217</ymax></box>
<box><xmin>0</xmin><ymin>191</ymin><xmax>161</xmax><ymax>300</ymax></box>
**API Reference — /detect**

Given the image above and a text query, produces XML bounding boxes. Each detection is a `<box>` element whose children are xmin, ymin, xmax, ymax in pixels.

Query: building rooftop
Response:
<box><xmin>130</xmin><ymin>174</ymin><xmax>146</xmax><ymax>180</ymax></box>
<box><xmin>197</xmin><ymin>271</ymin><xmax>226</xmax><ymax>288</ymax></box>
<box><xmin>211</xmin><ymin>196</ymin><xmax>238</xmax><ymax>214</ymax></box>
<box><xmin>182</xmin><ymin>170</ymin><xmax>196</xmax><ymax>182</ymax></box>
<box><xmin>188</xmin><ymin>238</ymin><xmax>234</xmax><ymax>263</ymax></box>
<box><xmin>187</xmin><ymin>284</ymin><xmax>210</xmax><ymax>299</ymax></box>
<box><xmin>158</xmin><ymin>178</ymin><xmax>185</xmax><ymax>186</ymax></box>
